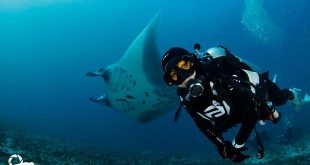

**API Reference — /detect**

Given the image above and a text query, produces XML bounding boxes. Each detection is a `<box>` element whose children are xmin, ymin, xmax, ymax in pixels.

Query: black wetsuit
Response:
<box><xmin>178</xmin><ymin>49</ymin><xmax>294</xmax><ymax>149</ymax></box>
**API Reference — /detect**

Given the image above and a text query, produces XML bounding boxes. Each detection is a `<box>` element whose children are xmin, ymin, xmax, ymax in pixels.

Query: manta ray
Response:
<box><xmin>86</xmin><ymin>12</ymin><xmax>178</xmax><ymax>123</ymax></box>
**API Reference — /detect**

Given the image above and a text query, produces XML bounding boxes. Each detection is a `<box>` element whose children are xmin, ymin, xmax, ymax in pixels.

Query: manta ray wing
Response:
<box><xmin>118</xmin><ymin>11</ymin><xmax>163</xmax><ymax>87</ymax></box>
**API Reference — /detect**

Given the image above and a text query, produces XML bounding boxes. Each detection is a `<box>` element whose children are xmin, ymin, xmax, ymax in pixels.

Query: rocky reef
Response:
<box><xmin>1</xmin><ymin>121</ymin><xmax>310</xmax><ymax>165</ymax></box>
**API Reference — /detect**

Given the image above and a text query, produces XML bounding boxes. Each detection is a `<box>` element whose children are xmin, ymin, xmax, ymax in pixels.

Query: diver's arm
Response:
<box><xmin>199</xmin><ymin>124</ymin><xmax>225</xmax><ymax>148</ymax></box>
<box><xmin>188</xmin><ymin>110</ymin><xmax>225</xmax><ymax>147</ymax></box>
<box><xmin>190</xmin><ymin>111</ymin><xmax>250</xmax><ymax>162</ymax></box>
<box><xmin>234</xmin><ymin>118</ymin><xmax>257</xmax><ymax>148</ymax></box>
<box><xmin>187</xmin><ymin>105</ymin><xmax>251</xmax><ymax>162</ymax></box>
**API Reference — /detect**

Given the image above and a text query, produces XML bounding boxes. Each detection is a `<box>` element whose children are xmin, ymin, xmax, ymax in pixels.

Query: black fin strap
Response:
<box><xmin>255</xmin><ymin>128</ymin><xmax>265</xmax><ymax>159</ymax></box>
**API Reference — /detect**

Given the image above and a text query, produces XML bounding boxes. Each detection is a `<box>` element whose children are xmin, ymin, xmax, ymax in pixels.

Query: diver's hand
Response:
<box><xmin>217</xmin><ymin>141</ymin><xmax>250</xmax><ymax>163</ymax></box>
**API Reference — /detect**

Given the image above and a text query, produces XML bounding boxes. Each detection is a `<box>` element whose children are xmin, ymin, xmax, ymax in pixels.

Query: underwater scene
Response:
<box><xmin>0</xmin><ymin>0</ymin><xmax>309</xmax><ymax>164</ymax></box>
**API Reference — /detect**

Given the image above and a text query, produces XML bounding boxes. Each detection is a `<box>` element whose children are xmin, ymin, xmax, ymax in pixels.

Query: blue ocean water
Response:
<box><xmin>0</xmin><ymin>0</ymin><xmax>309</xmax><ymax>161</ymax></box>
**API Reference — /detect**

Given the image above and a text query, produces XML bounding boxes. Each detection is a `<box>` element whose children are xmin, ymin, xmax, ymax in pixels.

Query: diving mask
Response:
<box><xmin>163</xmin><ymin>57</ymin><xmax>195</xmax><ymax>86</ymax></box>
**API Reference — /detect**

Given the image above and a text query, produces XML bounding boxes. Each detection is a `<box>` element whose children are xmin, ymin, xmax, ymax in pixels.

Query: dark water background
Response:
<box><xmin>0</xmin><ymin>0</ymin><xmax>309</xmax><ymax>156</ymax></box>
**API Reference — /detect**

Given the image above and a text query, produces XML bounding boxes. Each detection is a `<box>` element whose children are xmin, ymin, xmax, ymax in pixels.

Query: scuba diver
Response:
<box><xmin>161</xmin><ymin>45</ymin><xmax>309</xmax><ymax>163</ymax></box>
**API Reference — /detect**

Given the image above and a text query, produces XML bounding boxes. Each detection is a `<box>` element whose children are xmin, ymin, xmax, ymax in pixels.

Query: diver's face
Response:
<box><xmin>163</xmin><ymin>58</ymin><xmax>195</xmax><ymax>86</ymax></box>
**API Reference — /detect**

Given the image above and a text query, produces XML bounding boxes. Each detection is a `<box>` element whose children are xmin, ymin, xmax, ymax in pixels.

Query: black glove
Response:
<box><xmin>217</xmin><ymin>141</ymin><xmax>250</xmax><ymax>163</ymax></box>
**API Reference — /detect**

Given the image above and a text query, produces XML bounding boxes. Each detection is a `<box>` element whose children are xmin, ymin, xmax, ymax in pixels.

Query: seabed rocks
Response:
<box><xmin>1</xmin><ymin>123</ymin><xmax>310</xmax><ymax>165</ymax></box>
